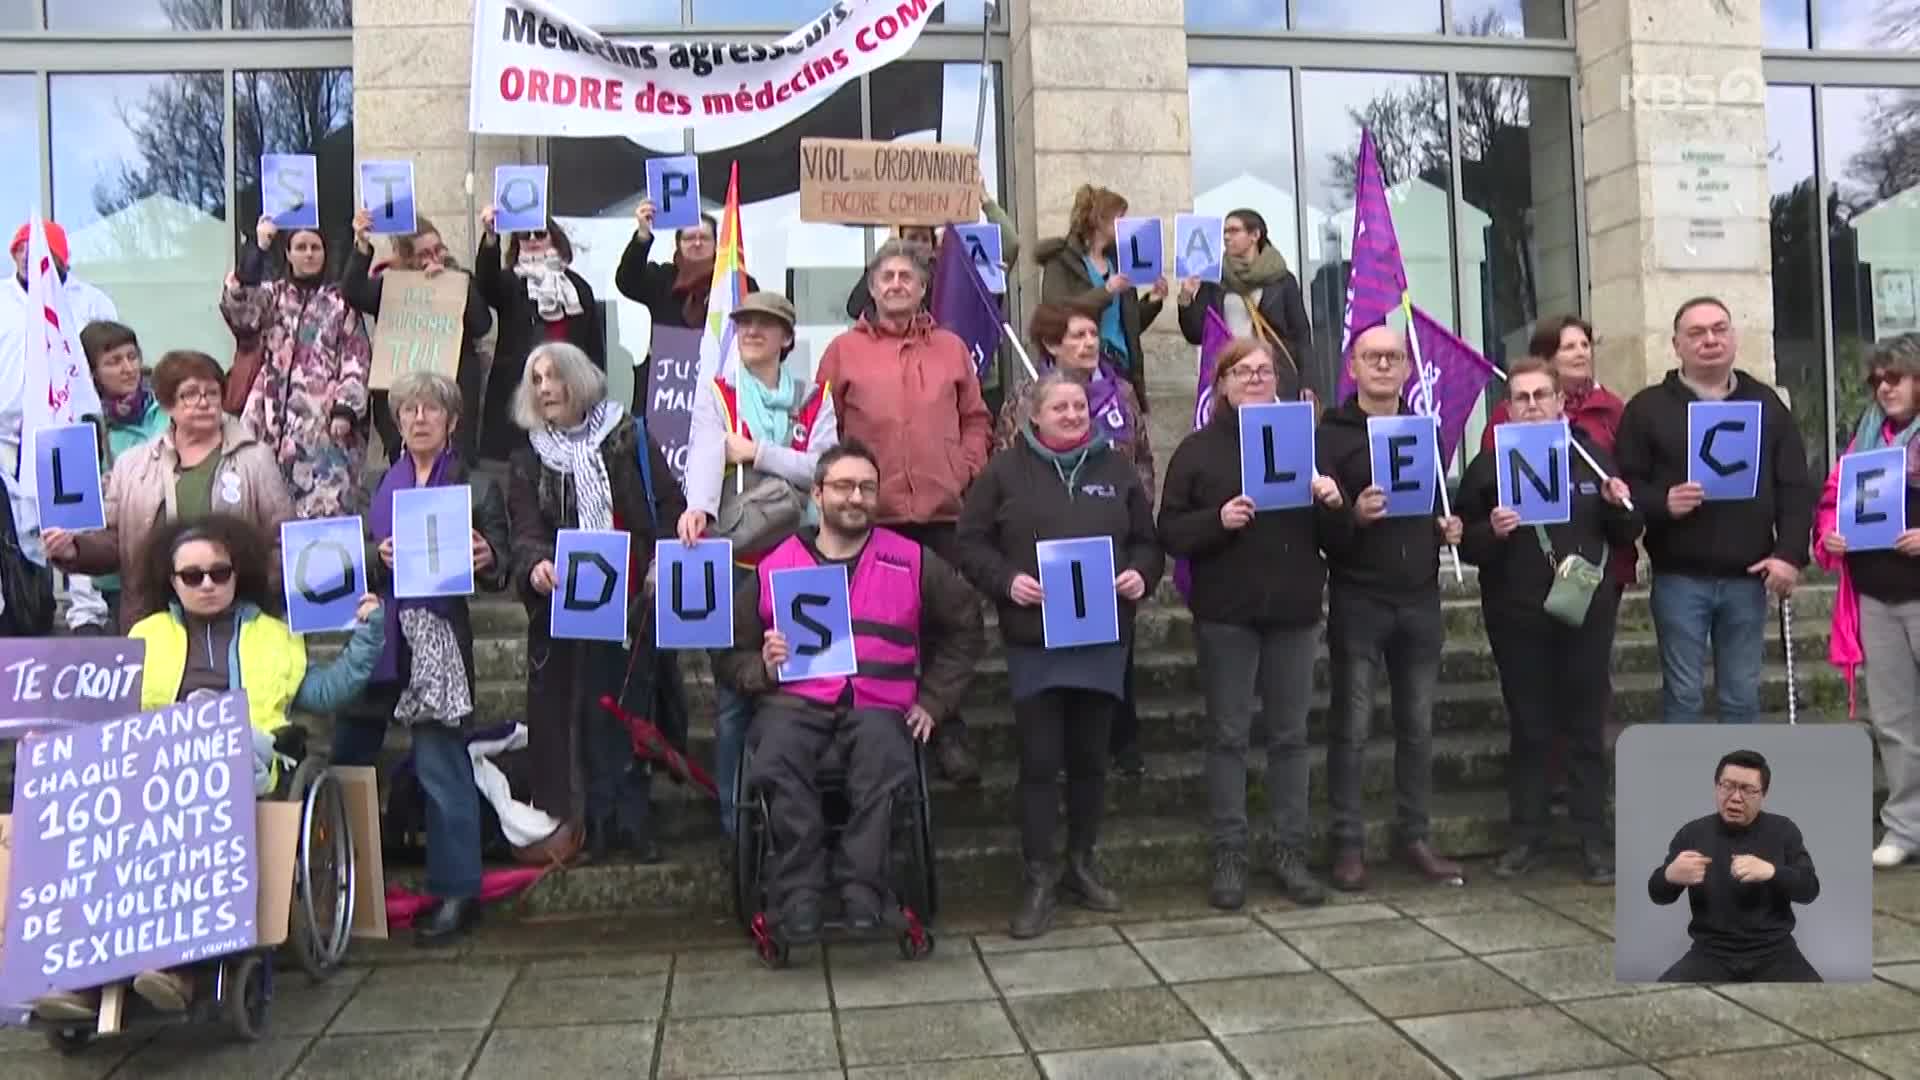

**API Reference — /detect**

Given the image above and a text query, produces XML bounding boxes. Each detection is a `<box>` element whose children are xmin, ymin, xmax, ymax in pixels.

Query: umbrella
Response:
<box><xmin>600</xmin><ymin>693</ymin><xmax>719</xmax><ymax>800</ymax></box>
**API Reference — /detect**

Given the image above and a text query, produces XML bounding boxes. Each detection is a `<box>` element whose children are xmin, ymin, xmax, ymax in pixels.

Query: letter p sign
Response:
<box><xmin>647</xmin><ymin>155</ymin><xmax>701</xmax><ymax>230</ymax></box>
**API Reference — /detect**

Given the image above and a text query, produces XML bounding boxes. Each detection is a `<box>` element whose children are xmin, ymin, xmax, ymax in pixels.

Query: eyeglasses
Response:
<box><xmin>172</xmin><ymin>386</ymin><xmax>220</xmax><ymax>406</ymax></box>
<box><xmin>1357</xmin><ymin>350</ymin><xmax>1407</xmax><ymax>369</ymax></box>
<box><xmin>1716</xmin><ymin>779</ymin><xmax>1763</xmax><ymax>799</ymax></box>
<box><xmin>822</xmin><ymin>479</ymin><xmax>879</xmax><ymax>498</ymax></box>
<box><xmin>1869</xmin><ymin>370</ymin><xmax>1910</xmax><ymax>390</ymax></box>
<box><xmin>396</xmin><ymin>401</ymin><xmax>449</xmax><ymax>419</ymax></box>
<box><xmin>173</xmin><ymin>565</ymin><xmax>235</xmax><ymax>588</ymax></box>
<box><xmin>1227</xmin><ymin>365</ymin><xmax>1276</xmax><ymax>383</ymax></box>
<box><xmin>1510</xmin><ymin>389</ymin><xmax>1559</xmax><ymax>406</ymax></box>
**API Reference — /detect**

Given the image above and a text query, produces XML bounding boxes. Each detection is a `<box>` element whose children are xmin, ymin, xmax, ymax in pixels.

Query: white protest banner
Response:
<box><xmin>469</xmin><ymin>0</ymin><xmax>947</xmax><ymax>147</ymax></box>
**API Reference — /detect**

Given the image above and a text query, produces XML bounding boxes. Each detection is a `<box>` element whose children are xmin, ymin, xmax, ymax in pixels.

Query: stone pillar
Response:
<box><xmin>1576</xmin><ymin>0</ymin><xmax>1773</xmax><ymax>393</ymax></box>
<box><xmin>1011</xmin><ymin>0</ymin><xmax>1194</xmax><ymax>467</ymax></box>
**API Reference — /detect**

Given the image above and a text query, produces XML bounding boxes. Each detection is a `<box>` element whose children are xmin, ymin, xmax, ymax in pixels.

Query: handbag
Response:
<box><xmin>713</xmin><ymin>468</ymin><xmax>806</xmax><ymax>558</ymax></box>
<box><xmin>1536</xmin><ymin>526</ymin><xmax>1606</xmax><ymax>628</ymax></box>
<box><xmin>224</xmin><ymin>336</ymin><xmax>265</xmax><ymax>416</ymax></box>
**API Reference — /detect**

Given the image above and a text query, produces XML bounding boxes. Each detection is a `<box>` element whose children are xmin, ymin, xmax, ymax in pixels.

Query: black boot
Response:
<box><xmin>1209</xmin><ymin>848</ymin><xmax>1249</xmax><ymax>910</ymax></box>
<box><xmin>414</xmin><ymin>897</ymin><xmax>478</xmax><ymax>947</ymax></box>
<box><xmin>1060</xmin><ymin>851</ymin><xmax>1121</xmax><ymax>913</ymax></box>
<box><xmin>1272</xmin><ymin>849</ymin><xmax>1327</xmax><ymax>906</ymax></box>
<box><xmin>1008</xmin><ymin>862</ymin><xmax>1057</xmax><ymax>939</ymax></box>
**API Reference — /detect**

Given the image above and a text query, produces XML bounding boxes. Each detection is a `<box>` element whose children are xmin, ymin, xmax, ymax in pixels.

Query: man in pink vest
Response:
<box><xmin>716</xmin><ymin>440</ymin><xmax>984</xmax><ymax>942</ymax></box>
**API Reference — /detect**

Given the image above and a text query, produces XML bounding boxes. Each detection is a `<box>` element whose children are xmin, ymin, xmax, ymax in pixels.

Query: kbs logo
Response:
<box><xmin>1618</xmin><ymin>70</ymin><xmax>1763</xmax><ymax>112</ymax></box>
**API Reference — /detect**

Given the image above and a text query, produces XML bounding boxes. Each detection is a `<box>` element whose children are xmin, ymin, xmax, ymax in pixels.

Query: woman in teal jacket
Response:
<box><xmin>79</xmin><ymin>321</ymin><xmax>170</xmax><ymax>626</ymax></box>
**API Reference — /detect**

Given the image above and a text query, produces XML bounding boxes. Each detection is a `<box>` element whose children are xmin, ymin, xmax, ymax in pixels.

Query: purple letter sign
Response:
<box><xmin>0</xmin><ymin>638</ymin><xmax>145</xmax><ymax>737</ymax></box>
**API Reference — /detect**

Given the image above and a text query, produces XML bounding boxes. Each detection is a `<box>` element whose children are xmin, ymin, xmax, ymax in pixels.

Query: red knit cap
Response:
<box><xmin>11</xmin><ymin>222</ymin><xmax>69</xmax><ymax>265</ymax></box>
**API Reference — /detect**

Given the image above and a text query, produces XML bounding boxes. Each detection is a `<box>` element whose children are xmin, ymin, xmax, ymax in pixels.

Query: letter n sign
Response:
<box><xmin>550</xmin><ymin>529</ymin><xmax>630</xmax><ymax>642</ymax></box>
<box><xmin>653</xmin><ymin>538</ymin><xmax>734</xmax><ymax>649</ymax></box>
<box><xmin>1840</xmin><ymin>447</ymin><xmax>1906</xmax><ymax>552</ymax></box>
<box><xmin>769</xmin><ymin>564</ymin><xmax>856</xmax><ymax>681</ymax></box>
<box><xmin>1494</xmin><ymin>420</ymin><xmax>1573</xmax><ymax>526</ymax></box>
<box><xmin>281</xmin><ymin>516</ymin><xmax>368</xmax><ymax>633</ymax></box>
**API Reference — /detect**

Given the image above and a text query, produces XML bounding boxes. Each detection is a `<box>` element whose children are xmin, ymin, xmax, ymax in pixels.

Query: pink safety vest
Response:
<box><xmin>757</xmin><ymin>528</ymin><xmax>921</xmax><ymax>713</ymax></box>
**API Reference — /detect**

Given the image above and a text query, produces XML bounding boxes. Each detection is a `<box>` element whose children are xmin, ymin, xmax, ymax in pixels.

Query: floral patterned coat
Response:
<box><xmin>220</xmin><ymin>247</ymin><xmax>373</xmax><ymax>518</ymax></box>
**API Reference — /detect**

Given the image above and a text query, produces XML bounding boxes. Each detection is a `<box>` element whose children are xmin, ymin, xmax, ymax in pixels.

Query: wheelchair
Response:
<box><xmin>731</xmin><ymin>731</ymin><xmax>939</xmax><ymax>969</ymax></box>
<box><xmin>39</xmin><ymin>725</ymin><xmax>356</xmax><ymax>1052</ymax></box>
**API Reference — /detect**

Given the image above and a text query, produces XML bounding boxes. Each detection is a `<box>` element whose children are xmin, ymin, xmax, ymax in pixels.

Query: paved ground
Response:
<box><xmin>12</xmin><ymin>861</ymin><xmax>1920</xmax><ymax>1079</ymax></box>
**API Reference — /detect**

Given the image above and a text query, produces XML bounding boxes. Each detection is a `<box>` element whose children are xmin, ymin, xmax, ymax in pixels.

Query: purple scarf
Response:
<box><xmin>1086</xmin><ymin>361</ymin><xmax>1134</xmax><ymax>445</ymax></box>
<box><xmin>370</xmin><ymin>447</ymin><xmax>460</xmax><ymax>683</ymax></box>
<box><xmin>103</xmin><ymin>375</ymin><xmax>155</xmax><ymax>427</ymax></box>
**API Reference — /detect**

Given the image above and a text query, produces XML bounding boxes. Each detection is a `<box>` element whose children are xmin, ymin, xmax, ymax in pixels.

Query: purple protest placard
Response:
<box><xmin>0</xmin><ymin>638</ymin><xmax>145</xmax><ymax>737</ymax></box>
<box><xmin>647</xmin><ymin>325</ymin><xmax>706</xmax><ymax>484</ymax></box>
<box><xmin>1</xmin><ymin>690</ymin><xmax>260</xmax><ymax>1003</ymax></box>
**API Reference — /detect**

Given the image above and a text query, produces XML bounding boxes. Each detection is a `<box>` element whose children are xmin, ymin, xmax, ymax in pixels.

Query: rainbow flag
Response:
<box><xmin>698</xmin><ymin>161</ymin><xmax>749</xmax><ymax>392</ymax></box>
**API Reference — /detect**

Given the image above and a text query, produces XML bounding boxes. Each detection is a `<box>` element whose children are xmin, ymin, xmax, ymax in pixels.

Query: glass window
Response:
<box><xmin>1765</xmin><ymin>0</ymin><xmax>1810</xmax><ymax>48</ymax></box>
<box><xmin>1297</xmin><ymin>0</ymin><xmax>1442</xmax><ymax>35</ymax></box>
<box><xmin>48</xmin><ymin>1</ymin><xmax>218</xmax><ymax>31</ymax></box>
<box><xmin>1765</xmin><ymin>85</ymin><xmax>1830</xmax><ymax>471</ymax></box>
<box><xmin>50</xmin><ymin>73</ymin><xmax>231</xmax><ymax>362</ymax></box>
<box><xmin>233</xmin><ymin>0</ymin><xmax>351</xmax><ymax>30</ymax></box>
<box><xmin>233</xmin><ymin>68</ymin><xmax>354</xmax><ymax>251</ymax></box>
<box><xmin>693</xmin><ymin>0</ymin><xmax>987</xmax><ymax>24</ymax></box>
<box><xmin>1188</xmin><ymin>67</ymin><xmax>1301</xmax><ymax>288</ymax></box>
<box><xmin>565</xmin><ymin>0</ymin><xmax>678</xmax><ymax>27</ymax></box>
<box><xmin>0</xmin><ymin>76</ymin><xmax>34</xmax><ymax>225</ymax></box>
<box><xmin>1816</xmin><ymin>0</ymin><xmax>1915</xmax><ymax>50</ymax></box>
<box><xmin>0</xmin><ymin>1</ymin><xmax>36</xmax><ymax>29</ymax></box>
<box><xmin>1453</xmin><ymin>0</ymin><xmax>1566</xmax><ymax>38</ymax></box>
<box><xmin>1187</xmin><ymin>1</ymin><xmax>1284</xmax><ymax>31</ymax></box>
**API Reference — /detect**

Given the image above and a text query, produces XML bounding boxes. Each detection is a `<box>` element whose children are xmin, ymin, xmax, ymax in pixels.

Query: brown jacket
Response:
<box><xmin>814</xmin><ymin>313</ymin><xmax>992</xmax><ymax>526</ymax></box>
<box><xmin>65</xmin><ymin>416</ymin><xmax>294</xmax><ymax>630</ymax></box>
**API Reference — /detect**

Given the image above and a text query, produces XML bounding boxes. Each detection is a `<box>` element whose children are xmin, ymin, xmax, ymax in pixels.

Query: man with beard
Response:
<box><xmin>715</xmin><ymin>440</ymin><xmax>984</xmax><ymax>943</ymax></box>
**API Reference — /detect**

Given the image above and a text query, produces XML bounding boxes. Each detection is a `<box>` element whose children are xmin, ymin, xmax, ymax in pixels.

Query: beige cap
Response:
<box><xmin>730</xmin><ymin>291</ymin><xmax>796</xmax><ymax>330</ymax></box>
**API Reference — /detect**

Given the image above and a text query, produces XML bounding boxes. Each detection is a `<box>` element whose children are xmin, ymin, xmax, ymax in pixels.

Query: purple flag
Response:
<box><xmin>1335</xmin><ymin>129</ymin><xmax>1411</xmax><ymax>403</ymax></box>
<box><xmin>931</xmin><ymin>228</ymin><xmax>1002</xmax><ymax>382</ymax></box>
<box><xmin>1408</xmin><ymin>304</ymin><xmax>1499</xmax><ymax>466</ymax></box>
<box><xmin>1175</xmin><ymin>307</ymin><xmax>1237</xmax><ymax>603</ymax></box>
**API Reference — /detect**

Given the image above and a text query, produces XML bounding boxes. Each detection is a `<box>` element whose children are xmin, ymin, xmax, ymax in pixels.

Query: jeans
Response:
<box><xmin>1013</xmin><ymin>688</ymin><xmax>1114</xmax><ymax>864</ymax></box>
<box><xmin>712</xmin><ymin>565</ymin><xmax>756</xmax><ymax>837</ymax></box>
<box><xmin>331</xmin><ymin>716</ymin><xmax>482</xmax><ymax>900</ymax></box>
<box><xmin>1326</xmin><ymin>587</ymin><xmax>1443</xmax><ymax>849</ymax></box>
<box><xmin>1861</xmin><ymin>594</ymin><xmax>1920</xmax><ymax>851</ymax></box>
<box><xmin>1649</xmin><ymin>573</ymin><xmax>1768</xmax><ymax>723</ymax></box>
<box><xmin>1195</xmin><ymin>621</ymin><xmax>1318</xmax><ymax>855</ymax></box>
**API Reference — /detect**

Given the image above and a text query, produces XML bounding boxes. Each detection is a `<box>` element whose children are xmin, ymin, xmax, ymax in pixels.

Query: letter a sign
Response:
<box><xmin>551</xmin><ymin>529</ymin><xmax>630</xmax><ymax>642</ymax></box>
<box><xmin>769</xmin><ymin>564</ymin><xmax>856</xmax><ymax>682</ymax></box>
<box><xmin>653</xmin><ymin>538</ymin><xmax>734</xmax><ymax>649</ymax></box>
<box><xmin>1494</xmin><ymin>420</ymin><xmax>1573</xmax><ymax>526</ymax></box>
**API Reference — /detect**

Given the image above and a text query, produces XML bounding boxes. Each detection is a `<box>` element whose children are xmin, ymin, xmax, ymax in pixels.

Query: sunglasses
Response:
<box><xmin>1869</xmin><ymin>370</ymin><xmax>1910</xmax><ymax>390</ymax></box>
<box><xmin>524</xmin><ymin>230</ymin><xmax>549</xmax><ymax>242</ymax></box>
<box><xmin>174</xmin><ymin>564</ymin><xmax>235</xmax><ymax>587</ymax></box>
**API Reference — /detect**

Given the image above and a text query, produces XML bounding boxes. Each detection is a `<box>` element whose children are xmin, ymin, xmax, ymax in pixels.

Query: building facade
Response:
<box><xmin>1</xmin><ymin>0</ymin><xmax>1914</xmax><ymax>474</ymax></box>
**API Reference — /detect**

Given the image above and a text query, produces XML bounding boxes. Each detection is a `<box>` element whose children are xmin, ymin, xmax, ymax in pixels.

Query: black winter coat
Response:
<box><xmin>1176</xmin><ymin>277</ymin><xmax>1315</xmax><ymax>401</ymax></box>
<box><xmin>473</xmin><ymin>234</ymin><xmax>605</xmax><ymax>461</ymax></box>
<box><xmin>1316</xmin><ymin>397</ymin><xmax>1447</xmax><ymax>598</ymax></box>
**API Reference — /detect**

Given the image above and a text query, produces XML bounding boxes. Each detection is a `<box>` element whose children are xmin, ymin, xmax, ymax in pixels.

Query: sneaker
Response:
<box><xmin>131</xmin><ymin>969</ymin><xmax>193</xmax><ymax>1012</ymax></box>
<box><xmin>1272</xmin><ymin>849</ymin><xmax>1327</xmax><ymax>906</ymax></box>
<box><xmin>1209</xmin><ymin>849</ymin><xmax>1249</xmax><ymax>911</ymax></box>
<box><xmin>31</xmin><ymin>989</ymin><xmax>99</xmax><ymax>1022</ymax></box>
<box><xmin>1491</xmin><ymin>843</ymin><xmax>1546</xmax><ymax>880</ymax></box>
<box><xmin>1874</xmin><ymin>842</ymin><xmax>1911</xmax><ymax>869</ymax></box>
<box><xmin>842</xmin><ymin>885</ymin><xmax>883</xmax><ymax>931</ymax></box>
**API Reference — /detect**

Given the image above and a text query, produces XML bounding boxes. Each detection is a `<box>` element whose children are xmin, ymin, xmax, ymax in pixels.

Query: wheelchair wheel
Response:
<box><xmin>45</xmin><ymin>1026</ymin><xmax>92</xmax><ymax>1055</ymax></box>
<box><xmin>287</xmin><ymin>760</ymin><xmax>356</xmax><ymax>982</ymax></box>
<box><xmin>730</xmin><ymin>748</ymin><xmax>765</xmax><ymax>930</ymax></box>
<box><xmin>221</xmin><ymin>954</ymin><xmax>269</xmax><ymax>1042</ymax></box>
<box><xmin>905</xmin><ymin>748</ymin><xmax>939</xmax><ymax>923</ymax></box>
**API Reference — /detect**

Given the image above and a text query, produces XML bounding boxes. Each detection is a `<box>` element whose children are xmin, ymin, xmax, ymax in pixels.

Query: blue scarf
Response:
<box><xmin>1081</xmin><ymin>253</ymin><xmax>1130</xmax><ymax>366</ymax></box>
<box><xmin>369</xmin><ymin>447</ymin><xmax>459</xmax><ymax>683</ymax></box>
<box><xmin>732</xmin><ymin>364</ymin><xmax>801</xmax><ymax>449</ymax></box>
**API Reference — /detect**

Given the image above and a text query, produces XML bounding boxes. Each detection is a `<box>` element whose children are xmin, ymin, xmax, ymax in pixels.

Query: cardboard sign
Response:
<box><xmin>493</xmin><ymin>165</ymin><xmax>551</xmax><ymax>234</ymax></box>
<box><xmin>331</xmin><ymin>766</ymin><xmax>388</xmax><ymax>939</ymax></box>
<box><xmin>770</xmin><ymin>564</ymin><xmax>856</xmax><ymax>681</ymax></box>
<box><xmin>1494</xmin><ymin>420</ymin><xmax>1574</xmax><ymax>526</ymax></box>
<box><xmin>31</xmin><ymin>423</ymin><xmax>104</xmax><ymax>532</ymax></box>
<box><xmin>358</xmin><ymin>160</ymin><xmax>417</xmax><ymax>236</ymax></box>
<box><xmin>1114</xmin><ymin>217</ymin><xmax>1164</xmax><ymax>286</ymax></box>
<box><xmin>1687</xmin><ymin>400</ymin><xmax>1763</xmax><ymax>501</ymax></box>
<box><xmin>1838</xmin><ymin>447</ymin><xmax>1907</xmax><ymax>552</ymax></box>
<box><xmin>0</xmin><ymin>638</ymin><xmax>144</xmax><ymax>737</ymax></box>
<box><xmin>654</xmin><ymin>539</ymin><xmax>733</xmax><ymax>649</ymax></box>
<box><xmin>282</xmin><ymin>516</ymin><xmax>368</xmax><ymax>634</ymax></box>
<box><xmin>952</xmin><ymin>223</ymin><xmax>1005</xmax><ymax>294</ymax></box>
<box><xmin>368</xmin><ymin>269</ymin><xmax>469</xmax><ymax>389</ymax></box>
<box><xmin>1037</xmin><ymin>537</ymin><xmax>1120</xmax><ymax>649</ymax></box>
<box><xmin>392</xmin><ymin>487</ymin><xmax>475</xmax><ymax>599</ymax></box>
<box><xmin>261</xmin><ymin>153</ymin><xmax>319</xmax><ymax>230</ymax></box>
<box><xmin>1174</xmin><ymin>214</ymin><xmax>1224</xmax><ymax>283</ymax></box>
<box><xmin>797</xmin><ymin>138</ymin><xmax>982</xmax><ymax>226</ymax></box>
<box><xmin>646</xmin><ymin>155</ymin><xmax>702</xmax><ymax>230</ymax></box>
<box><xmin>1368</xmin><ymin>414</ymin><xmax>1439</xmax><ymax>518</ymax></box>
<box><xmin>645</xmin><ymin>326</ymin><xmax>706</xmax><ymax>483</ymax></box>
<box><xmin>1238</xmin><ymin>401</ymin><xmax>1315</xmax><ymax>511</ymax></box>
<box><xmin>0</xmin><ymin>691</ymin><xmax>259</xmax><ymax>1003</ymax></box>
<box><xmin>551</xmin><ymin>529</ymin><xmax>630</xmax><ymax>642</ymax></box>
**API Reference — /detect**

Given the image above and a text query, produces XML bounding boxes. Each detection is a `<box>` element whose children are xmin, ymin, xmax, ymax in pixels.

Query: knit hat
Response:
<box><xmin>11</xmin><ymin>222</ymin><xmax>69</xmax><ymax>265</ymax></box>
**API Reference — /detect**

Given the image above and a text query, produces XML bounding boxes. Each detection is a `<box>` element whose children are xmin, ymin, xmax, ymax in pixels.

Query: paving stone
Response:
<box><xmin>1418</xmin><ymin>908</ymin><xmax>1605</xmax><ymax>953</ymax></box>
<box><xmin>1553</xmin><ymin>899</ymin><xmax>1619</xmax><ymax>937</ymax></box>
<box><xmin>521</xmin><ymin>951</ymin><xmax>674</xmax><ymax>978</ymax></box>
<box><xmin>983</xmin><ymin>945</ymin><xmax>1159</xmax><ymax>998</ymax></box>
<box><xmin>1655</xmin><ymin>1042</ymin><xmax>1883</xmax><ymax>1079</ymax></box>
<box><xmin>1005</xmin><ymin>987</ymin><xmax>1205</xmax><ymax>1052</ymax></box>
<box><xmin>325</xmin><ymin>964</ymin><xmax>516</xmax><ymax>1034</ymax></box>
<box><xmin>673</xmin><ymin>944</ymin><xmax>821</xmax><ymax>972</ymax></box>
<box><xmin>1483</xmin><ymin>944</ymin><xmax>1667</xmax><ymax>1001</ymax></box>
<box><xmin>839</xmin><ymin>1001</ymin><xmax>1022</xmax><ymax>1066</ymax></box>
<box><xmin>1874</xmin><ymin>914</ymin><xmax>1920</xmax><ymax>963</ymax></box>
<box><xmin>468</xmin><ymin>1024</ymin><xmax>657</xmax><ymax>1080</ymax></box>
<box><xmin>670</xmin><ymin>961</ymin><xmax>830</xmax><ymax>1018</ymax></box>
<box><xmin>494</xmin><ymin>974</ymin><xmax>668</xmax><ymax>1027</ymax></box>
<box><xmin>974</xmin><ymin>926</ymin><xmax>1123</xmax><ymax>953</ymax></box>
<box><xmin>1877</xmin><ymin>961</ymin><xmax>1920</xmax><ymax>990</ymax></box>
<box><xmin>289</xmin><ymin>1032</ymin><xmax>484</xmax><ymax>1079</ymax></box>
<box><xmin>1036</xmin><ymin>1039</ymin><xmax>1235</xmax><ymax>1079</ymax></box>
<box><xmin>1132</xmin><ymin>929</ymin><xmax>1311</xmax><ymax>983</ymax></box>
<box><xmin>658</xmin><ymin>1012</ymin><xmax>840</xmax><ymax>1076</ymax></box>
<box><xmin>1528</xmin><ymin>1069</ymin><xmax>1662</xmax><ymax>1079</ymax></box>
<box><xmin>1223</xmin><ymin>1022</ymin><xmax>1450</xmax><ymax>1079</ymax></box>
<box><xmin>1277</xmin><ymin>919</ymin><xmax>1462</xmax><ymax>969</ymax></box>
<box><xmin>1716</xmin><ymin>979</ymin><xmax>1920</xmax><ymax>1040</ymax></box>
<box><xmin>829</xmin><ymin>939</ymin><xmax>996</xmax><ymax>1008</ymax></box>
<box><xmin>1332</xmin><ymin>957</ymin><xmax>1539</xmax><ymax>1018</ymax></box>
<box><xmin>119</xmin><ymin>1033</ymin><xmax>310</xmax><ymax>1078</ymax></box>
<box><xmin>847</xmin><ymin>1058</ymin><xmax>1041</xmax><ymax>1080</ymax></box>
<box><xmin>1173</xmin><ymin>973</ymin><xmax>1373</xmax><ymax>1037</ymax></box>
<box><xmin>265</xmin><ymin>968</ymin><xmax>369</xmax><ymax>1036</ymax></box>
<box><xmin>1562</xmin><ymin>987</ymin><xmax>1797</xmax><ymax>1059</ymax></box>
<box><xmin>1832</xmin><ymin>1031</ymin><xmax>1920</xmax><ymax>1076</ymax></box>
<box><xmin>0</xmin><ymin>1050</ymin><xmax>125</xmax><ymax>1080</ymax></box>
<box><xmin>1868</xmin><ymin>872</ymin><xmax>1920</xmax><ymax>920</ymax></box>
<box><xmin>1254</xmin><ymin>902</ymin><xmax>1401</xmax><ymax>930</ymax></box>
<box><xmin>1380</xmin><ymin>887</ymin><xmax>1537</xmax><ymax>918</ymax></box>
<box><xmin>1397</xmin><ymin>1005</ymin><xmax>1636</xmax><ymax>1079</ymax></box>
<box><xmin>1119</xmin><ymin>916</ymin><xmax>1258</xmax><ymax>942</ymax></box>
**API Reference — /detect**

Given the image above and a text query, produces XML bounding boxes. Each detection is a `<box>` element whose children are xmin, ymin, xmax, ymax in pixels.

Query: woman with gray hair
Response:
<box><xmin>330</xmin><ymin>370</ymin><xmax>513</xmax><ymax>945</ymax></box>
<box><xmin>507</xmin><ymin>341</ymin><xmax>686</xmax><ymax>863</ymax></box>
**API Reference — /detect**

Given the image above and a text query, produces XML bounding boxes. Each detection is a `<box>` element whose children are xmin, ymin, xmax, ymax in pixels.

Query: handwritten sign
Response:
<box><xmin>798</xmin><ymin>138</ymin><xmax>982</xmax><ymax>226</ymax></box>
<box><xmin>1368</xmin><ymin>414</ymin><xmax>1439</xmax><ymax>518</ymax></box>
<box><xmin>358</xmin><ymin>160</ymin><xmax>417</xmax><ymax>236</ymax></box>
<box><xmin>952</xmin><ymin>223</ymin><xmax>1005</xmax><ymax>294</ymax></box>
<box><xmin>1114</xmin><ymin>217</ymin><xmax>1164</xmax><ymax>286</ymax></box>
<box><xmin>493</xmin><ymin>165</ymin><xmax>550</xmax><ymax>234</ymax></box>
<box><xmin>261</xmin><ymin>153</ymin><xmax>319</xmax><ymax>230</ymax></box>
<box><xmin>1687</xmin><ymin>400</ymin><xmax>1763</xmax><ymax>501</ymax></box>
<box><xmin>0</xmin><ymin>638</ymin><xmax>144</xmax><ymax>737</ymax></box>
<box><xmin>1037</xmin><ymin>537</ymin><xmax>1120</xmax><ymax>649</ymax></box>
<box><xmin>1238</xmin><ymin>401</ymin><xmax>1315</xmax><ymax>511</ymax></box>
<box><xmin>654</xmin><ymin>539</ymin><xmax>733</xmax><ymax>649</ymax></box>
<box><xmin>645</xmin><ymin>326</ymin><xmax>705</xmax><ymax>483</ymax></box>
<box><xmin>1838</xmin><ymin>447</ymin><xmax>1907</xmax><ymax>552</ymax></box>
<box><xmin>551</xmin><ymin>529</ymin><xmax>630</xmax><ymax>642</ymax></box>
<box><xmin>770</xmin><ymin>564</ymin><xmax>856</xmax><ymax>681</ymax></box>
<box><xmin>369</xmin><ymin>269</ymin><xmax>468</xmax><ymax>389</ymax></box>
<box><xmin>0</xmin><ymin>690</ymin><xmax>259</xmax><ymax>1003</ymax></box>
<box><xmin>1175</xmin><ymin>214</ymin><xmax>1224</xmax><ymax>283</ymax></box>
<box><xmin>1494</xmin><ymin>420</ymin><xmax>1573</xmax><ymax>526</ymax></box>
<box><xmin>31</xmin><ymin>423</ymin><xmax>104</xmax><ymax>531</ymax></box>
<box><xmin>646</xmin><ymin>155</ymin><xmax>701</xmax><ymax>230</ymax></box>
<box><xmin>282</xmin><ymin>516</ymin><xmax>368</xmax><ymax>634</ymax></box>
<box><xmin>393</xmin><ymin>487</ymin><xmax>475</xmax><ymax>599</ymax></box>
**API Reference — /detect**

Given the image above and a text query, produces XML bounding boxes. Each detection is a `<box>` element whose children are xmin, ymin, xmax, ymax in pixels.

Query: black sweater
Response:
<box><xmin>1157</xmin><ymin>406</ymin><xmax>1349</xmax><ymax>628</ymax></box>
<box><xmin>1614</xmin><ymin>370</ymin><xmax>1814</xmax><ymax>578</ymax></box>
<box><xmin>1647</xmin><ymin>810</ymin><xmax>1820</xmax><ymax>962</ymax></box>
<box><xmin>1316</xmin><ymin>397</ymin><xmax>1446</xmax><ymax>598</ymax></box>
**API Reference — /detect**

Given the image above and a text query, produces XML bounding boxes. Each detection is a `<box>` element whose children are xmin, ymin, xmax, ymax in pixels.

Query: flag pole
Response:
<box><xmin>1403</xmin><ymin>297</ymin><xmax>1463</xmax><ymax>585</ymax></box>
<box><xmin>1480</xmin><ymin>365</ymin><xmax>1635</xmax><ymax>512</ymax></box>
<box><xmin>973</xmin><ymin>3</ymin><xmax>995</xmax><ymax>153</ymax></box>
